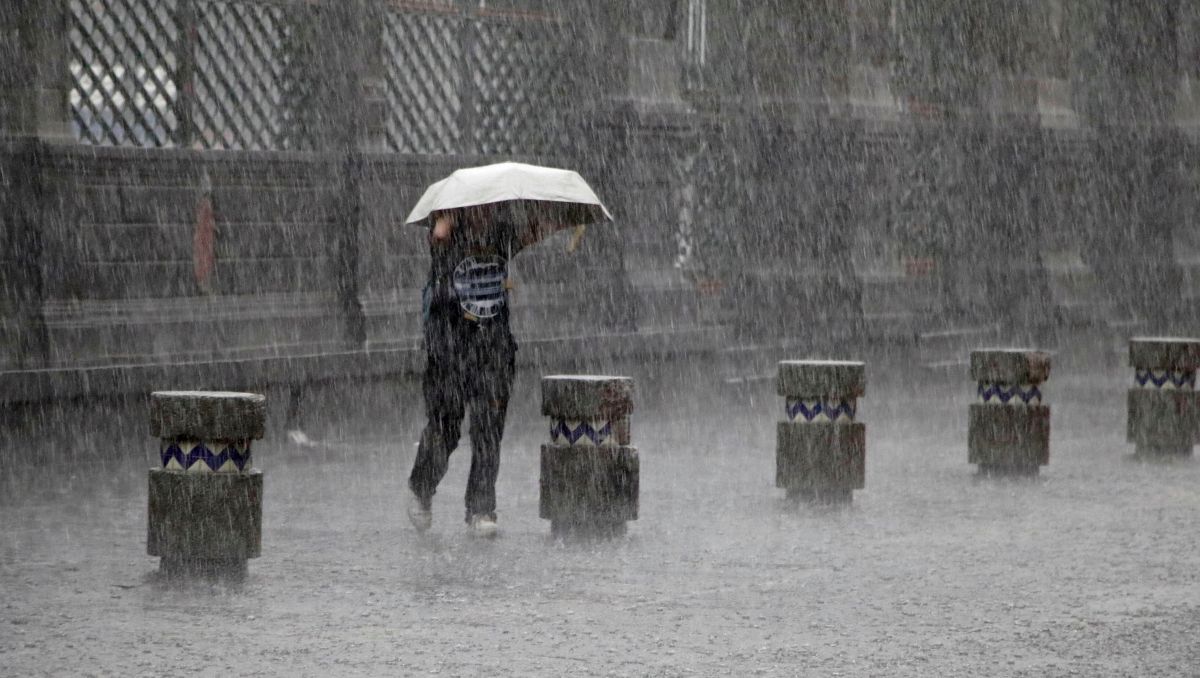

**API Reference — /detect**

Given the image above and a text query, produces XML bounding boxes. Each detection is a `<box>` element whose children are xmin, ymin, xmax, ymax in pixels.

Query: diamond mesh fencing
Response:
<box><xmin>67</xmin><ymin>0</ymin><xmax>572</xmax><ymax>155</ymax></box>
<box><xmin>382</xmin><ymin>4</ymin><xmax>569</xmax><ymax>156</ymax></box>
<box><xmin>382</xmin><ymin>6</ymin><xmax>463</xmax><ymax>155</ymax></box>
<box><xmin>192</xmin><ymin>0</ymin><xmax>291</xmax><ymax>150</ymax></box>
<box><xmin>468</xmin><ymin>17</ymin><xmax>569</xmax><ymax>156</ymax></box>
<box><xmin>68</xmin><ymin>0</ymin><xmax>298</xmax><ymax>149</ymax></box>
<box><xmin>68</xmin><ymin>0</ymin><xmax>181</xmax><ymax>146</ymax></box>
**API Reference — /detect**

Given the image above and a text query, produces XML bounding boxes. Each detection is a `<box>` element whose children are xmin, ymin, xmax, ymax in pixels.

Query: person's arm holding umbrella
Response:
<box><xmin>528</xmin><ymin>222</ymin><xmax>588</xmax><ymax>253</ymax></box>
<box><xmin>514</xmin><ymin>205</ymin><xmax>586</xmax><ymax>252</ymax></box>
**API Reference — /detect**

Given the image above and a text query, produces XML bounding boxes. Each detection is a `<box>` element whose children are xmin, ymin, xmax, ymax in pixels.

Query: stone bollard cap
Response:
<box><xmin>970</xmin><ymin>349</ymin><xmax>1051</xmax><ymax>384</ymax></box>
<box><xmin>541</xmin><ymin>375</ymin><xmax>634</xmax><ymax>420</ymax></box>
<box><xmin>150</xmin><ymin>391</ymin><xmax>267</xmax><ymax>440</ymax></box>
<box><xmin>776</xmin><ymin>360</ymin><xmax>866</xmax><ymax>399</ymax></box>
<box><xmin>1129</xmin><ymin>337</ymin><xmax>1200</xmax><ymax>371</ymax></box>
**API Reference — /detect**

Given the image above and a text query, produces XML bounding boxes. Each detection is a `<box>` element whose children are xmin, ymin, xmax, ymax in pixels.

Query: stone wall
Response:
<box><xmin>2</xmin><ymin>141</ymin><xmax>644</xmax><ymax>370</ymax></box>
<box><xmin>24</xmin><ymin>147</ymin><xmax>342</xmax><ymax>367</ymax></box>
<box><xmin>6</xmin><ymin>0</ymin><xmax>1200</xmax><ymax>380</ymax></box>
<box><xmin>631</xmin><ymin>0</ymin><xmax>1200</xmax><ymax>341</ymax></box>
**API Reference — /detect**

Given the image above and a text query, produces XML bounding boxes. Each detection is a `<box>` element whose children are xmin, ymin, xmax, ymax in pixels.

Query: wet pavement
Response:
<box><xmin>3</xmin><ymin>349</ymin><xmax>1200</xmax><ymax>676</ymax></box>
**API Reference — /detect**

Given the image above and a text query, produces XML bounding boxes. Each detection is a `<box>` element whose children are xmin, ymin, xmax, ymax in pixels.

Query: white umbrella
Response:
<box><xmin>404</xmin><ymin>161</ymin><xmax>613</xmax><ymax>227</ymax></box>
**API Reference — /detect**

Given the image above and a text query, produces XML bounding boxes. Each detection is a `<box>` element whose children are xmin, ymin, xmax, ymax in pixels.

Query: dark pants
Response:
<box><xmin>409</xmin><ymin>312</ymin><xmax>516</xmax><ymax>521</ymax></box>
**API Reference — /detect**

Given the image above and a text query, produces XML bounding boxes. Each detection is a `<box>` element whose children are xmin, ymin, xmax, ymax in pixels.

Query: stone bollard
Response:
<box><xmin>540</xmin><ymin>376</ymin><xmax>637</xmax><ymax>538</ymax></box>
<box><xmin>968</xmin><ymin>349</ymin><xmax>1051</xmax><ymax>476</ymax></box>
<box><xmin>1127</xmin><ymin>337</ymin><xmax>1200</xmax><ymax>457</ymax></box>
<box><xmin>776</xmin><ymin>360</ymin><xmax>866</xmax><ymax>504</ymax></box>
<box><xmin>147</xmin><ymin>391</ymin><xmax>265</xmax><ymax>577</ymax></box>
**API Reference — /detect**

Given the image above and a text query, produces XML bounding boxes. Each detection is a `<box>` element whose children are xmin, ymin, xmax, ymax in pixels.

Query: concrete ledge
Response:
<box><xmin>0</xmin><ymin>347</ymin><xmax>424</xmax><ymax>405</ymax></box>
<box><xmin>0</xmin><ymin>326</ymin><xmax>729</xmax><ymax>405</ymax></box>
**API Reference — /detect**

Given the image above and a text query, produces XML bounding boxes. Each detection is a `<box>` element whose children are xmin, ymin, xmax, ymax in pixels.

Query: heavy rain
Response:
<box><xmin>3</xmin><ymin>1</ymin><xmax>1200</xmax><ymax>675</ymax></box>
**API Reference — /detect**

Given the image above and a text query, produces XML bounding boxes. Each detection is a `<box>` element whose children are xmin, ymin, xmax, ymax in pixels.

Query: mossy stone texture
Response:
<box><xmin>540</xmin><ymin>376</ymin><xmax>638</xmax><ymax>535</ymax></box>
<box><xmin>776</xmin><ymin>360</ymin><xmax>866</xmax><ymax>399</ymax></box>
<box><xmin>776</xmin><ymin>422</ymin><xmax>866</xmax><ymax>492</ymax></box>
<box><xmin>147</xmin><ymin>469</ymin><xmax>263</xmax><ymax>561</ymax></box>
<box><xmin>150</xmin><ymin>391</ymin><xmax>266</xmax><ymax>440</ymax></box>
<box><xmin>541</xmin><ymin>376</ymin><xmax>634</xmax><ymax>421</ymax></box>
<box><xmin>1128</xmin><ymin>337</ymin><xmax>1200</xmax><ymax>371</ymax></box>
<box><xmin>969</xmin><ymin>350</ymin><xmax>1051</xmax><ymax>385</ymax></box>
<box><xmin>539</xmin><ymin>445</ymin><xmax>639</xmax><ymax>525</ymax></box>
<box><xmin>1126</xmin><ymin>390</ymin><xmax>1200</xmax><ymax>451</ymax></box>
<box><xmin>968</xmin><ymin>404</ymin><xmax>1051</xmax><ymax>468</ymax></box>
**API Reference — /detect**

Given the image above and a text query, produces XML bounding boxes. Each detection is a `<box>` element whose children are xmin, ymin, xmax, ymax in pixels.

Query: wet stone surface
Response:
<box><xmin>147</xmin><ymin>470</ymin><xmax>263</xmax><ymax>561</ymax></box>
<box><xmin>149</xmin><ymin>391</ymin><xmax>267</xmax><ymax>441</ymax></box>
<box><xmin>541</xmin><ymin>376</ymin><xmax>639</xmax><ymax>536</ymax></box>
<box><xmin>970</xmin><ymin>350</ymin><xmax>1052</xmax><ymax>474</ymax></box>
<box><xmin>541</xmin><ymin>375</ymin><xmax>635</xmax><ymax>421</ymax></box>
<box><xmin>969</xmin><ymin>349</ymin><xmax>1052</xmax><ymax>385</ymax></box>
<box><xmin>776</xmin><ymin>422</ymin><xmax>866</xmax><ymax>494</ymax></box>
<box><xmin>775</xmin><ymin>360</ymin><xmax>867</xmax><ymax>500</ymax></box>
<box><xmin>968</xmin><ymin>404</ymin><xmax>1052</xmax><ymax>472</ymax></box>
<box><xmin>776</xmin><ymin>360</ymin><xmax>866</xmax><ymax>399</ymax></box>
<box><xmin>540</xmin><ymin>444</ymin><xmax>639</xmax><ymax>537</ymax></box>
<box><xmin>1126</xmin><ymin>390</ymin><xmax>1200</xmax><ymax>455</ymax></box>
<box><xmin>4</xmin><ymin>354</ymin><xmax>1200</xmax><ymax>676</ymax></box>
<box><xmin>1128</xmin><ymin>338</ymin><xmax>1200</xmax><ymax>373</ymax></box>
<box><xmin>147</xmin><ymin>391</ymin><xmax>266</xmax><ymax>575</ymax></box>
<box><xmin>1127</xmin><ymin>338</ymin><xmax>1200</xmax><ymax>457</ymax></box>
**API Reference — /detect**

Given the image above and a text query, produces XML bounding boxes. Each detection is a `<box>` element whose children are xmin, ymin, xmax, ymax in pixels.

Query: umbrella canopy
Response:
<box><xmin>404</xmin><ymin>161</ymin><xmax>613</xmax><ymax>226</ymax></box>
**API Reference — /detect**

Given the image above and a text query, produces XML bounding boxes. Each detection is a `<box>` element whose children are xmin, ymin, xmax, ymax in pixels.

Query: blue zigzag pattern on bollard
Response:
<box><xmin>550</xmin><ymin>420</ymin><xmax>613</xmax><ymax>446</ymax></box>
<box><xmin>160</xmin><ymin>442</ymin><xmax>252</xmax><ymax>472</ymax></box>
<box><xmin>1135</xmin><ymin>368</ymin><xmax>1197</xmax><ymax>390</ymax></box>
<box><xmin>977</xmin><ymin>382</ymin><xmax>1042</xmax><ymax>405</ymax></box>
<box><xmin>786</xmin><ymin>398</ymin><xmax>856</xmax><ymax>423</ymax></box>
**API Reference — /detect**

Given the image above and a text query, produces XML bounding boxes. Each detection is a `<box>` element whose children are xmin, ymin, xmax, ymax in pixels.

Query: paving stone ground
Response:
<box><xmin>3</xmin><ymin>352</ymin><xmax>1200</xmax><ymax>676</ymax></box>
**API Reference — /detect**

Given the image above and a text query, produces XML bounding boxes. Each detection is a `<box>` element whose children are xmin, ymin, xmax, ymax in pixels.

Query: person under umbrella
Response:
<box><xmin>404</xmin><ymin>163</ymin><xmax>611</xmax><ymax>537</ymax></box>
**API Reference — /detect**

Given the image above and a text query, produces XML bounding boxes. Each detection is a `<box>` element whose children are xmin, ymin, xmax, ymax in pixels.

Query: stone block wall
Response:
<box><xmin>1</xmin><ymin>142</ymin><xmax>646</xmax><ymax>371</ymax></box>
<box><xmin>7</xmin><ymin>0</ymin><xmax>1200</xmax><ymax>378</ymax></box>
<box><xmin>29</xmin><ymin>146</ymin><xmax>350</xmax><ymax>366</ymax></box>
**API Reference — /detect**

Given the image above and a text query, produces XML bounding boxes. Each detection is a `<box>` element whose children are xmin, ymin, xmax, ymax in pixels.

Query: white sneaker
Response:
<box><xmin>468</xmin><ymin>514</ymin><xmax>498</xmax><ymax>538</ymax></box>
<box><xmin>407</xmin><ymin>489</ymin><xmax>432</xmax><ymax>533</ymax></box>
